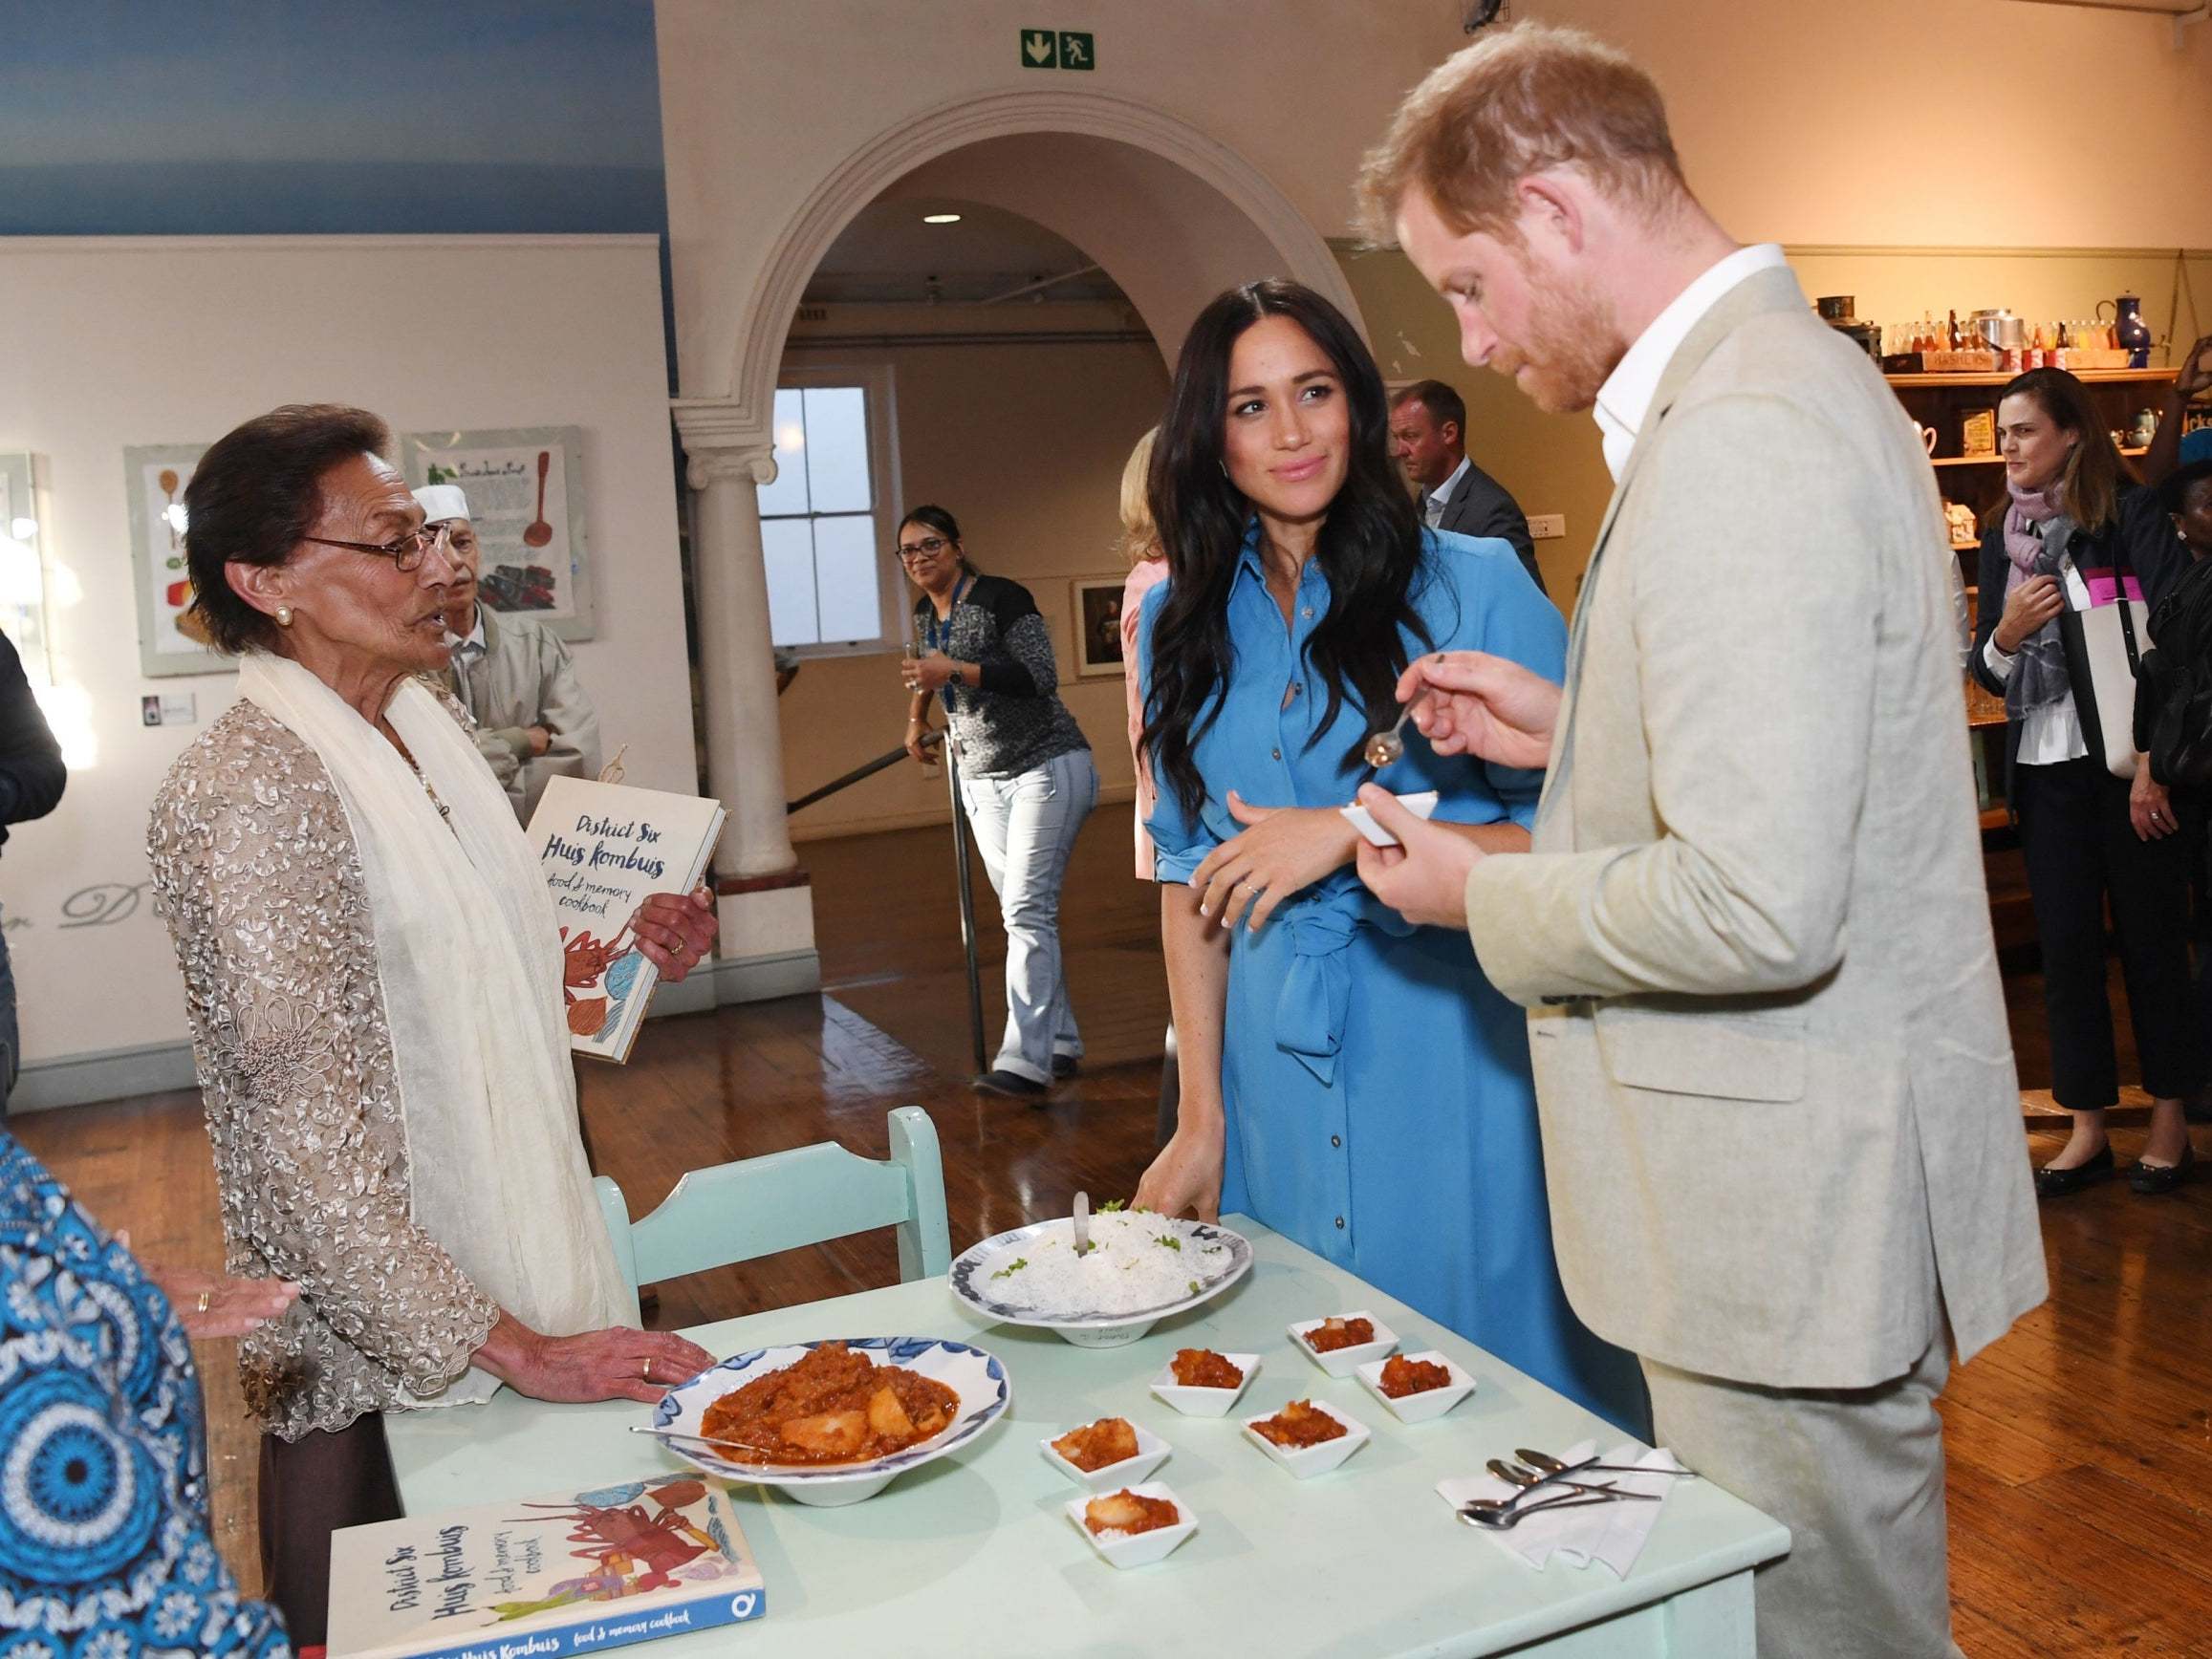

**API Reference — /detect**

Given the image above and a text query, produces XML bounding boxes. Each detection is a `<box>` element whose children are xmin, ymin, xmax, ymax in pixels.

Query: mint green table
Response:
<box><xmin>383</xmin><ymin>1217</ymin><xmax>1787</xmax><ymax>1657</ymax></box>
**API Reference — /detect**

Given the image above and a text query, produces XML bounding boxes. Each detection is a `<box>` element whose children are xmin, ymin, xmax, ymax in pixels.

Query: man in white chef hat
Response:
<box><xmin>414</xmin><ymin>482</ymin><xmax>600</xmax><ymax>821</ymax></box>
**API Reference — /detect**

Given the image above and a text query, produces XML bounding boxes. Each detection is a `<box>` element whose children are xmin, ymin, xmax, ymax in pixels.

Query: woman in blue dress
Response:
<box><xmin>1130</xmin><ymin>279</ymin><xmax>1646</xmax><ymax>1433</ymax></box>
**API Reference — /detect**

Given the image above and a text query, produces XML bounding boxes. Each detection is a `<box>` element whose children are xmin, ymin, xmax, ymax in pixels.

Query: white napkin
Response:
<box><xmin>1436</xmin><ymin>1440</ymin><xmax>1688</xmax><ymax>1577</ymax></box>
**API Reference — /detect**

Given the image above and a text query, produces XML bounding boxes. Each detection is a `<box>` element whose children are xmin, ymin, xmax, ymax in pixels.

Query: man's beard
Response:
<box><xmin>1491</xmin><ymin>259</ymin><xmax>1619</xmax><ymax>417</ymax></box>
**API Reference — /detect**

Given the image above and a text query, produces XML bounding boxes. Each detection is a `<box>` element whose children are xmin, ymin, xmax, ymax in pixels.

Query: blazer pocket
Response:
<box><xmin>1594</xmin><ymin>1003</ymin><xmax>1809</xmax><ymax>1103</ymax></box>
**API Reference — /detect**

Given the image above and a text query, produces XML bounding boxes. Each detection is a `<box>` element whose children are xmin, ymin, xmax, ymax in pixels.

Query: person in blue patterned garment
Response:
<box><xmin>1</xmin><ymin>1129</ymin><xmax>293</xmax><ymax>1656</ymax></box>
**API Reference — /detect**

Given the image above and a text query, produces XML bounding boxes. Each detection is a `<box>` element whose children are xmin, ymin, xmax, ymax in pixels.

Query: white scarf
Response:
<box><xmin>238</xmin><ymin>652</ymin><xmax>629</xmax><ymax>1407</ymax></box>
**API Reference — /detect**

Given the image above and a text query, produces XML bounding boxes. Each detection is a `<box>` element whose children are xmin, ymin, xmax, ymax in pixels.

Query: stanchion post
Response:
<box><xmin>943</xmin><ymin>745</ymin><xmax>989</xmax><ymax>1076</ymax></box>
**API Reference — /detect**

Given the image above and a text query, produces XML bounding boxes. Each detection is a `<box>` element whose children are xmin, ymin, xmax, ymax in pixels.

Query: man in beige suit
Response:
<box><xmin>1353</xmin><ymin>27</ymin><xmax>2045</xmax><ymax>1659</ymax></box>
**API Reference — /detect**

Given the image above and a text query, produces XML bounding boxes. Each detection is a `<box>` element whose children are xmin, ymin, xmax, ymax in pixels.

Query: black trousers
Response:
<box><xmin>259</xmin><ymin>1411</ymin><xmax>403</xmax><ymax>1647</ymax></box>
<box><xmin>2015</xmin><ymin>756</ymin><xmax>2205</xmax><ymax>1108</ymax></box>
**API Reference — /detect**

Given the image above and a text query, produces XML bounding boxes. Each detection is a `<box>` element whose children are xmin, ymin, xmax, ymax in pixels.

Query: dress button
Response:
<box><xmin>1334</xmin><ymin>1216</ymin><xmax>1346</xmax><ymax>1230</ymax></box>
<box><xmin>1271</xmin><ymin>747</ymin><xmax>1282</xmax><ymax>761</ymax></box>
<box><xmin>1302</xmin><ymin>607</ymin><xmax>1313</xmax><ymax>619</ymax></box>
<box><xmin>1330</xmin><ymin>1134</ymin><xmax>1342</xmax><ymax>1148</ymax></box>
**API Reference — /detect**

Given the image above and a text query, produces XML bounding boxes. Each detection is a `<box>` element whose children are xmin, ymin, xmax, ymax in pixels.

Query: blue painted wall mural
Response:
<box><xmin>0</xmin><ymin>0</ymin><xmax>665</xmax><ymax>236</ymax></box>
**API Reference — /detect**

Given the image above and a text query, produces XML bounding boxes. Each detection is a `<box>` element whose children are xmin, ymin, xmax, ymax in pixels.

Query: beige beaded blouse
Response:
<box><xmin>147</xmin><ymin>698</ymin><xmax>500</xmax><ymax>1440</ymax></box>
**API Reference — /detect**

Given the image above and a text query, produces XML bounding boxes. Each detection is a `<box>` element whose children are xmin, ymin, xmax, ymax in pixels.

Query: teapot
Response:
<box><xmin>2099</xmin><ymin>294</ymin><xmax>2154</xmax><ymax>369</ymax></box>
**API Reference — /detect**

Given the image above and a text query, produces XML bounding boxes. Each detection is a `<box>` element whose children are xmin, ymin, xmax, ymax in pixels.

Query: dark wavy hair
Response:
<box><xmin>1140</xmin><ymin>279</ymin><xmax>1432</xmax><ymax>818</ymax></box>
<box><xmin>184</xmin><ymin>403</ymin><xmax>391</xmax><ymax>654</ymax></box>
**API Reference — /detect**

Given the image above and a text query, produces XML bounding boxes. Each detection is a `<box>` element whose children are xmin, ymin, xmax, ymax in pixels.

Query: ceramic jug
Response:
<box><xmin>2107</xmin><ymin>293</ymin><xmax>2154</xmax><ymax>370</ymax></box>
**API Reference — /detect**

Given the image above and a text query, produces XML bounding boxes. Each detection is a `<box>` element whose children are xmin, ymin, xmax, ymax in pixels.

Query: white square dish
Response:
<box><xmin>1148</xmin><ymin>1351</ymin><xmax>1261</xmax><ymax>1417</ymax></box>
<box><xmin>1354</xmin><ymin>1349</ymin><xmax>1476</xmax><ymax>1424</ymax></box>
<box><xmin>1038</xmin><ymin>1419</ymin><xmax>1172</xmax><ymax>1491</ymax></box>
<box><xmin>1240</xmin><ymin>1399</ymin><xmax>1371</xmax><ymax>1479</ymax></box>
<box><xmin>1064</xmin><ymin>1480</ymin><xmax>1198</xmax><ymax>1568</ymax></box>
<box><xmin>1289</xmin><ymin>1312</ymin><xmax>1399</xmax><ymax>1378</ymax></box>
<box><xmin>1339</xmin><ymin>790</ymin><xmax>1439</xmax><ymax>848</ymax></box>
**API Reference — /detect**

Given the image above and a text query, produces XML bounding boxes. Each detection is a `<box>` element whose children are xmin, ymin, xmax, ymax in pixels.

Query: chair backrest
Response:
<box><xmin>593</xmin><ymin>1105</ymin><xmax>951</xmax><ymax>1318</ymax></box>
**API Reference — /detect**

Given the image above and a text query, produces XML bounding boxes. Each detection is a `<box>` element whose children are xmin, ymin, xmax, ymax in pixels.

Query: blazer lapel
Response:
<box><xmin>1540</xmin><ymin>266</ymin><xmax>1811</xmax><ymax>823</ymax></box>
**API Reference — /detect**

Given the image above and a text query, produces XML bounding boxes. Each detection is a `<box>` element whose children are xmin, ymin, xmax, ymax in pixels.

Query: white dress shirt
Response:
<box><xmin>1422</xmin><ymin>454</ymin><xmax>1473</xmax><ymax>528</ymax></box>
<box><xmin>1593</xmin><ymin>243</ymin><xmax>1790</xmax><ymax>484</ymax></box>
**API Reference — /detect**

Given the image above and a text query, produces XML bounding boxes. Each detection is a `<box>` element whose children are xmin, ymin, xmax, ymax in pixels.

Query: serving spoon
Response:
<box><xmin>1073</xmin><ymin>1190</ymin><xmax>1094</xmax><ymax>1256</ymax></box>
<box><xmin>1487</xmin><ymin>1457</ymin><xmax>1656</xmax><ymax>1501</ymax></box>
<box><xmin>1516</xmin><ymin>1448</ymin><xmax>1697</xmax><ymax>1482</ymax></box>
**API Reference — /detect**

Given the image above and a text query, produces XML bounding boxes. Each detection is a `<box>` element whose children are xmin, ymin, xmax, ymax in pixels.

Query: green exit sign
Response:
<box><xmin>1020</xmin><ymin>29</ymin><xmax>1095</xmax><ymax>70</ymax></box>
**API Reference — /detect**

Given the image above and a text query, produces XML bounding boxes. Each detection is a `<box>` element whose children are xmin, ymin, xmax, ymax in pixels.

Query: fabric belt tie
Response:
<box><xmin>1276</xmin><ymin>907</ymin><xmax>1360</xmax><ymax>1085</ymax></box>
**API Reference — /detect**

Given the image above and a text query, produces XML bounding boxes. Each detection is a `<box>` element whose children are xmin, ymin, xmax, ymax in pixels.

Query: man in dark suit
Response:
<box><xmin>1389</xmin><ymin>379</ymin><xmax>1546</xmax><ymax>594</ymax></box>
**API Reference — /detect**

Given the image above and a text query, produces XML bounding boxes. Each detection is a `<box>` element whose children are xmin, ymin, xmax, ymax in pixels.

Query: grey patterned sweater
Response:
<box><xmin>915</xmin><ymin>573</ymin><xmax>1090</xmax><ymax>779</ymax></box>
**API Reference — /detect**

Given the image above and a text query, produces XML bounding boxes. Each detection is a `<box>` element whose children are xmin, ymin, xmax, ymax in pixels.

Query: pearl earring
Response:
<box><xmin>275</xmin><ymin>605</ymin><xmax>293</xmax><ymax>628</ymax></box>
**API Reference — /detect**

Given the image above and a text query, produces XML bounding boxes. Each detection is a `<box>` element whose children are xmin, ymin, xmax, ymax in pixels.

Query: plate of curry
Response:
<box><xmin>652</xmin><ymin>1336</ymin><xmax>1010</xmax><ymax>1505</ymax></box>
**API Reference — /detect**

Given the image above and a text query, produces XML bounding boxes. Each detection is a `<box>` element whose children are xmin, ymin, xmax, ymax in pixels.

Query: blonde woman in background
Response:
<box><xmin>1118</xmin><ymin>427</ymin><xmax>1179</xmax><ymax>1146</ymax></box>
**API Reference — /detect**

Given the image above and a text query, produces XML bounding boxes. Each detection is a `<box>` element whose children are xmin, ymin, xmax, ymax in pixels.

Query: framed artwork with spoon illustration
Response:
<box><xmin>402</xmin><ymin>424</ymin><xmax>596</xmax><ymax>640</ymax></box>
<box><xmin>123</xmin><ymin>442</ymin><xmax>228</xmax><ymax>677</ymax></box>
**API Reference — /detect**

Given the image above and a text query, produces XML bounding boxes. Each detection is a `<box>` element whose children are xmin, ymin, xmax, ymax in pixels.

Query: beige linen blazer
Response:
<box><xmin>1464</xmin><ymin>267</ymin><xmax>2047</xmax><ymax>1390</ymax></box>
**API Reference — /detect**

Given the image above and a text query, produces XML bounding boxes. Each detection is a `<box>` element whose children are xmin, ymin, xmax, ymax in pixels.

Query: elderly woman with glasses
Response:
<box><xmin>898</xmin><ymin>505</ymin><xmax>1098</xmax><ymax>1098</ymax></box>
<box><xmin>145</xmin><ymin>405</ymin><xmax>719</xmax><ymax>1645</ymax></box>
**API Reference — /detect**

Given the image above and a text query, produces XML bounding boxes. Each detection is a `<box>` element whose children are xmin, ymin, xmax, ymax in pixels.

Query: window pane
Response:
<box><xmin>813</xmin><ymin>514</ymin><xmax>881</xmax><ymax>643</ymax></box>
<box><xmin>760</xmin><ymin>515</ymin><xmax>818</xmax><ymax>646</ymax></box>
<box><xmin>801</xmin><ymin>386</ymin><xmax>871</xmax><ymax>514</ymax></box>
<box><xmin>755</xmin><ymin>387</ymin><xmax>810</xmax><ymax>518</ymax></box>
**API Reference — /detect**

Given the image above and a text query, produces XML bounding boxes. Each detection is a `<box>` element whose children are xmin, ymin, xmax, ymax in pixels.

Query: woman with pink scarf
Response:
<box><xmin>1969</xmin><ymin>368</ymin><xmax>2202</xmax><ymax>1197</ymax></box>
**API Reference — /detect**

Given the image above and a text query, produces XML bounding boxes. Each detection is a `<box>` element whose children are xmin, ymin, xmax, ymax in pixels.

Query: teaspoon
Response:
<box><xmin>1362</xmin><ymin>687</ymin><xmax>1432</xmax><ymax>770</ymax></box>
<box><xmin>1487</xmin><ymin>1456</ymin><xmax>1655</xmax><ymax>1501</ymax></box>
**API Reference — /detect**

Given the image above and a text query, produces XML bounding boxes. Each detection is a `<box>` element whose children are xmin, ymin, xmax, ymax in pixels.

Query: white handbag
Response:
<box><xmin>2055</xmin><ymin>520</ymin><xmax>2150</xmax><ymax>781</ymax></box>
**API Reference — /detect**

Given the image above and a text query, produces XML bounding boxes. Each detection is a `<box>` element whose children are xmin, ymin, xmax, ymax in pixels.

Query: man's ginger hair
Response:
<box><xmin>1357</xmin><ymin>23</ymin><xmax>1686</xmax><ymax>245</ymax></box>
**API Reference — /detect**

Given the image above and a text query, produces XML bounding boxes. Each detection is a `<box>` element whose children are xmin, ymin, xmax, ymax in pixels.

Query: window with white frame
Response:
<box><xmin>756</xmin><ymin>367</ymin><xmax>900</xmax><ymax>652</ymax></box>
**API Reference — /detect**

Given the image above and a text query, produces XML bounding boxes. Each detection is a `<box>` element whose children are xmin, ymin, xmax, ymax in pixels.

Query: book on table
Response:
<box><xmin>526</xmin><ymin>775</ymin><xmax>726</xmax><ymax>1064</ymax></box>
<box><xmin>324</xmin><ymin>1473</ymin><xmax>765</xmax><ymax>1658</ymax></box>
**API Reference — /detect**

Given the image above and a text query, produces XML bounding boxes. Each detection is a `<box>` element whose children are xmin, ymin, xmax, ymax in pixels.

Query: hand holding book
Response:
<box><xmin>629</xmin><ymin>883</ymin><xmax>717</xmax><ymax>980</ymax></box>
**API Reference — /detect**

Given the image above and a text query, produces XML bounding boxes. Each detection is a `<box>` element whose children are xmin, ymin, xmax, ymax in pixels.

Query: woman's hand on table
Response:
<box><xmin>630</xmin><ymin>885</ymin><xmax>718</xmax><ymax>980</ymax></box>
<box><xmin>1396</xmin><ymin>652</ymin><xmax>1560</xmax><ymax>770</ymax></box>
<box><xmin>477</xmin><ymin>1315</ymin><xmax>717</xmax><ymax>1405</ymax></box>
<box><xmin>1192</xmin><ymin>793</ymin><xmax>1358</xmax><ymax>931</ymax></box>
<box><xmin>1992</xmin><ymin>575</ymin><xmax>2063</xmax><ymax>653</ymax></box>
<box><xmin>1133</xmin><ymin>1117</ymin><xmax>1225</xmax><ymax>1223</ymax></box>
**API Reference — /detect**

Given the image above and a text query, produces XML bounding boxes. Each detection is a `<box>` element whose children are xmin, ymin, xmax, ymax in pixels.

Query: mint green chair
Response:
<box><xmin>593</xmin><ymin>1106</ymin><xmax>952</xmax><ymax>1323</ymax></box>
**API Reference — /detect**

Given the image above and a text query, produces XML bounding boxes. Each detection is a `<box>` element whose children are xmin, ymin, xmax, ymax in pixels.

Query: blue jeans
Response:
<box><xmin>960</xmin><ymin>747</ymin><xmax>1098</xmax><ymax>1082</ymax></box>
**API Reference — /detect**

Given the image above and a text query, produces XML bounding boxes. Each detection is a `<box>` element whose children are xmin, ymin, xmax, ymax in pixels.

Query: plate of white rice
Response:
<box><xmin>948</xmin><ymin>1211</ymin><xmax>1253</xmax><ymax>1347</ymax></box>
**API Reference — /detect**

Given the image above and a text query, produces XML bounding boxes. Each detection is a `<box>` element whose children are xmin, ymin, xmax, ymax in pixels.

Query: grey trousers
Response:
<box><xmin>1642</xmin><ymin>1333</ymin><xmax>1963</xmax><ymax>1659</ymax></box>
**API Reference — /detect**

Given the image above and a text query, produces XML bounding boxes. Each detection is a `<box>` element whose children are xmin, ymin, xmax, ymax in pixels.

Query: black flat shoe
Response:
<box><xmin>973</xmin><ymin>1068</ymin><xmax>1048</xmax><ymax>1100</ymax></box>
<box><xmin>2034</xmin><ymin>1144</ymin><xmax>2114</xmax><ymax>1198</ymax></box>
<box><xmin>2128</xmin><ymin>1141</ymin><xmax>2196</xmax><ymax>1195</ymax></box>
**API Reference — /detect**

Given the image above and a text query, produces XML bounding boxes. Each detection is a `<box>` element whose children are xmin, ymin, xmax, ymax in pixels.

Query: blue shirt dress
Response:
<box><xmin>1142</xmin><ymin>528</ymin><xmax>1648</xmax><ymax>1434</ymax></box>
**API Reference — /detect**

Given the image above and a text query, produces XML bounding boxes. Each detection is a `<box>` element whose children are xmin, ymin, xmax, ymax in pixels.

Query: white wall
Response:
<box><xmin>0</xmin><ymin>234</ymin><xmax>691</xmax><ymax>1086</ymax></box>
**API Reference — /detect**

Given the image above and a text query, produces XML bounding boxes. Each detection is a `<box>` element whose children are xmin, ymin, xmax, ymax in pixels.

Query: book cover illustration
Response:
<box><xmin>526</xmin><ymin>776</ymin><xmax>726</xmax><ymax>1064</ymax></box>
<box><xmin>327</xmin><ymin>1475</ymin><xmax>765</xmax><ymax>1659</ymax></box>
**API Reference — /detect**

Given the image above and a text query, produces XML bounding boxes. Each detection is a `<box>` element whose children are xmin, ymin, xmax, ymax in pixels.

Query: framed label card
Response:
<box><xmin>403</xmin><ymin>425</ymin><xmax>595</xmax><ymax>640</ymax></box>
<box><xmin>124</xmin><ymin>442</ymin><xmax>228</xmax><ymax>678</ymax></box>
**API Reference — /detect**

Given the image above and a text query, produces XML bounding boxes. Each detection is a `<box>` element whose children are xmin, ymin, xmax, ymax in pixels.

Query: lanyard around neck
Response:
<box><xmin>924</xmin><ymin>572</ymin><xmax>973</xmax><ymax>655</ymax></box>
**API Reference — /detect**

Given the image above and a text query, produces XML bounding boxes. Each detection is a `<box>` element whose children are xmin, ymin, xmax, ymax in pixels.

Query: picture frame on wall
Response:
<box><xmin>1070</xmin><ymin>574</ymin><xmax>1129</xmax><ymax>679</ymax></box>
<box><xmin>124</xmin><ymin>442</ymin><xmax>228</xmax><ymax>679</ymax></box>
<box><xmin>402</xmin><ymin>425</ymin><xmax>595</xmax><ymax>641</ymax></box>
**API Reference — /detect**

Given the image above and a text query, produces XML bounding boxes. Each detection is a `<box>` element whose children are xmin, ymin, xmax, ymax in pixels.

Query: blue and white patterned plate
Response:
<box><xmin>949</xmin><ymin>1216</ymin><xmax>1253</xmax><ymax>1347</ymax></box>
<box><xmin>651</xmin><ymin>1336</ymin><xmax>1009</xmax><ymax>1506</ymax></box>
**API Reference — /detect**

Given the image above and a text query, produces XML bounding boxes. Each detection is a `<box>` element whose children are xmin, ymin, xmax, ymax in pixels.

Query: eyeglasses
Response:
<box><xmin>302</xmin><ymin>521</ymin><xmax>451</xmax><ymax>572</ymax></box>
<box><xmin>897</xmin><ymin>536</ymin><xmax>953</xmax><ymax>562</ymax></box>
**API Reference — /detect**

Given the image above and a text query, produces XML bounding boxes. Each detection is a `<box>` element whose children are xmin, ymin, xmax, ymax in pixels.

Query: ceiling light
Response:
<box><xmin>922</xmin><ymin>213</ymin><xmax>962</xmax><ymax>225</ymax></box>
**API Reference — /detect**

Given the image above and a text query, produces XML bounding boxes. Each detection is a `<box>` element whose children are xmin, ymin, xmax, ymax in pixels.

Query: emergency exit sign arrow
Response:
<box><xmin>1021</xmin><ymin>29</ymin><xmax>1056</xmax><ymax>66</ymax></box>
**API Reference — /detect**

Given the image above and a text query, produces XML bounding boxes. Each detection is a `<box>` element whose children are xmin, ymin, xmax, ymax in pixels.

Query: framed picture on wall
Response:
<box><xmin>1070</xmin><ymin>574</ymin><xmax>1129</xmax><ymax>679</ymax></box>
<box><xmin>402</xmin><ymin>425</ymin><xmax>596</xmax><ymax>641</ymax></box>
<box><xmin>124</xmin><ymin>442</ymin><xmax>228</xmax><ymax>678</ymax></box>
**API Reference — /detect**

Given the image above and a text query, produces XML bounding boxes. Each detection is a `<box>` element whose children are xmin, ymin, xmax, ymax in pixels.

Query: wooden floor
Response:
<box><xmin>14</xmin><ymin>814</ymin><xmax>2211</xmax><ymax>1653</ymax></box>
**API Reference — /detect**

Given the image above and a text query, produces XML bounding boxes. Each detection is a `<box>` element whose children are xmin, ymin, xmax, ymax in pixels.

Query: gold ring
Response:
<box><xmin>195</xmin><ymin>1290</ymin><xmax>211</xmax><ymax>1313</ymax></box>
<box><xmin>641</xmin><ymin>1357</ymin><xmax>652</xmax><ymax>1382</ymax></box>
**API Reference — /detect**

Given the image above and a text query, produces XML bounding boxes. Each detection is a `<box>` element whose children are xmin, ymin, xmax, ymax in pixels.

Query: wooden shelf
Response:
<box><xmin>1887</xmin><ymin>367</ymin><xmax>2176</xmax><ymax>389</ymax></box>
<box><xmin>1930</xmin><ymin>446</ymin><xmax>2145</xmax><ymax>468</ymax></box>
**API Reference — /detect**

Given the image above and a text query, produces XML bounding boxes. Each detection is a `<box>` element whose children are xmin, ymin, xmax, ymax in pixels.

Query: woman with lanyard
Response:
<box><xmin>900</xmin><ymin>506</ymin><xmax>1098</xmax><ymax>1099</ymax></box>
<box><xmin>1970</xmin><ymin>368</ymin><xmax>2202</xmax><ymax>1196</ymax></box>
